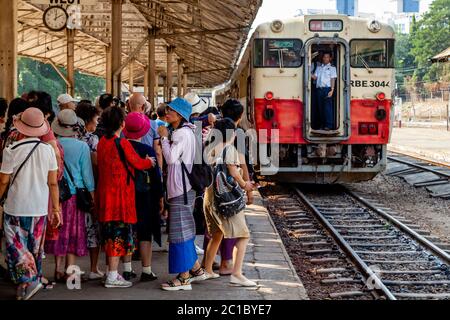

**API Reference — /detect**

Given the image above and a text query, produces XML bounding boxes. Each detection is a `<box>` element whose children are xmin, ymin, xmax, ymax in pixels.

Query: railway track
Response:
<box><xmin>387</xmin><ymin>153</ymin><xmax>450</xmax><ymax>199</ymax></box>
<box><xmin>263</xmin><ymin>184</ymin><xmax>450</xmax><ymax>300</ymax></box>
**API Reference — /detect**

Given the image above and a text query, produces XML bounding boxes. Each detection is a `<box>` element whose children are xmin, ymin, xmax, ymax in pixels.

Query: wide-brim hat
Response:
<box><xmin>184</xmin><ymin>92</ymin><xmax>208</xmax><ymax>115</ymax></box>
<box><xmin>51</xmin><ymin>109</ymin><xmax>85</xmax><ymax>137</ymax></box>
<box><xmin>13</xmin><ymin>107</ymin><xmax>50</xmax><ymax>137</ymax></box>
<box><xmin>123</xmin><ymin>112</ymin><xmax>150</xmax><ymax>140</ymax></box>
<box><xmin>167</xmin><ymin>98</ymin><xmax>192</xmax><ymax>121</ymax></box>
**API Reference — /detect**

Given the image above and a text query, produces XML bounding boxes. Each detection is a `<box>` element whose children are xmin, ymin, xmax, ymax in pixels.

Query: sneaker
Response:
<box><xmin>195</xmin><ymin>244</ymin><xmax>204</xmax><ymax>255</ymax></box>
<box><xmin>88</xmin><ymin>271</ymin><xmax>104</xmax><ymax>280</ymax></box>
<box><xmin>122</xmin><ymin>271</ymin><xmax>137</xmax><ymax>281</ymax></box>
<box><xmin>140</xmin><ymin>272</ymin><xmax>158</xmax><ymax>282</ymax></box>
<box><xmin>188</xmin><ymin>268</ymin><xmax>207</xmax><ymax>283</ymax></box>
<box><xmin>16</xmin><ymin>281</ymin><xmax>43</xmax><ymax>300</ymax></box>
<box><xmin>104</xmin><ymin>274</ymin><xmax>132</xmax><ymax>288</ymax></box>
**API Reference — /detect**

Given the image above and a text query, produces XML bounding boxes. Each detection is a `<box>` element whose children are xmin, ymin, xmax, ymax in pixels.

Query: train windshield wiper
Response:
<box><xmin>357</xmin><ymin>54</ymin><xmax>373</xmax><ymax>74</ymax></box>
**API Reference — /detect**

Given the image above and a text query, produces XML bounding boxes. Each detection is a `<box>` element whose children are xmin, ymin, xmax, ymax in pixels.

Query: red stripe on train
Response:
<box><xmin>253</xmin><ymin>98</ymin><xmax>391</xmax><ymax>144</ymax></box>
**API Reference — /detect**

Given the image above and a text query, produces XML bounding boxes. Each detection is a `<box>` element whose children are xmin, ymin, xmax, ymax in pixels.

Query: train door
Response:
<box><xmin>303</xmin><ymin>37</ymin><xmax>351</xmax><ymax>141</ymax></box>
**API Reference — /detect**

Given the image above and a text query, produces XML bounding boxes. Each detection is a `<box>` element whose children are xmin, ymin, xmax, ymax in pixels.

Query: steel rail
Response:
<box><xmin>344</xmin><ymin>187</ymin><xmax>450</xmax><ymax>265</ymax></box>
<box><xmin>387</xmin><ymin>155</ymin><xmax>450</xmax><ymax>178</ymax></box>
<box><xmin>293</xmin><ymin>187</ymin><xmax>397</xmax><ymax>300</ymax></box>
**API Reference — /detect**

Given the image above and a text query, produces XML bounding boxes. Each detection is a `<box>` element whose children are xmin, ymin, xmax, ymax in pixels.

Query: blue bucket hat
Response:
<box><xmin>167</xmin><ymin>98</ymin><xmax>192</xmax><ymax>121</ymax></box>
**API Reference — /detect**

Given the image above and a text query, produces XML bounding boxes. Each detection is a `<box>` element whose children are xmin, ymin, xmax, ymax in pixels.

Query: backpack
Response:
<box><xmin>212</xmin><ymin>147</ymin><xmax>246</xmax><ymax>218</ymax></box>
<box><xmin>179</xmin><ymin>126</ymin><xmax>213</xmax><ymax>204</ymax></box>
<box><xmin>114</xmin><ymin>138</ymin><xmax>151</xmax><ymax>193</ymax></box>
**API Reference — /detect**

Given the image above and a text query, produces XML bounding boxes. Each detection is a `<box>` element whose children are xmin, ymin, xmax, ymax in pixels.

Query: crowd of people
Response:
<box><xmin>0</xmin><ymin>90</ymin><xmax>257</xmax><ymax>299</ymax></box>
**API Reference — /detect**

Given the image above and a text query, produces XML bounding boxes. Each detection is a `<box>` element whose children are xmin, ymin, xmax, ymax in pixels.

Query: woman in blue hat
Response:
<box><xmin>158</xmin><ymin>98</ymin><xmax>207</xmax><ymax>291</ymax></box>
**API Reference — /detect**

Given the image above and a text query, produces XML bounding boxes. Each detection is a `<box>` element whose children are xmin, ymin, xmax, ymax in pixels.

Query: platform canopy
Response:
<box><xmin>17</xmin><ymin>0</ymin><xmax>262</xmax><ymax>92</ymax></box>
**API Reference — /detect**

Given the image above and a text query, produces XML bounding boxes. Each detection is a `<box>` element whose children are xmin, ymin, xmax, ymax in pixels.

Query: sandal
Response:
<box><xmin>161</xmin><ymin>274</ymin><xmax>192</xmax><ymax>291</ymax></box>
<box><xmin>41</xmin><ymin>278</ymin><xmax>55</xmax><ymax>290</ymax></box>
<box><xmin>189</xmin><ymin>267</ymin><xmax>207</xmax><ymax>283</ymax></box>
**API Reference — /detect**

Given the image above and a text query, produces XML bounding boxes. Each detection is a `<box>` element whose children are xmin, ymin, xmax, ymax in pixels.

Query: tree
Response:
<box><xmin>410</xmin><ymin>0</ymin><xmax>450</xmax><ymax>82</ymax></box>
<box><xmin>17</xmin><ymin>57</ymin><xmax>105</xmax><ymax>109</ymax></box>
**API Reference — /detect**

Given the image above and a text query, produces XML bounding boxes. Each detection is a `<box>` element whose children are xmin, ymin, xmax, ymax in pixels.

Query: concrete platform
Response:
<box><xmin>389</xmin><ymin>127</ymin><xmax>450</xmax><ymax>165</ymax></box>
<box><xmin>0</xmin><ymin>192</ymin><xmax>308</xmax><ymax>300</ymax></box>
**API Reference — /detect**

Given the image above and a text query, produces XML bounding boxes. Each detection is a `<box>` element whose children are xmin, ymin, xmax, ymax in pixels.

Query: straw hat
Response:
<box><xmin>13</xmin><ymin>107</ymin><xmax>50</xmax><ymax>137</ymax></box>
<box><xmin>51</xmin><ymin>109</ymin><xmax>85</xmax><ymax>137</ymax></box>
<box><xmin>184</xmin><ymin>92</ymin><xmax>208</xmax><ymax>115</ymax></box>
<box><xmin>123</xmin><ymin>112</ymin><xmax>150</xmax><ymax>140</ymax></box>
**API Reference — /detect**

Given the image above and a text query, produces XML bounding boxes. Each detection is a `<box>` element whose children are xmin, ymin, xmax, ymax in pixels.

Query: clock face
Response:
<box><xmin>43</xmin><ymin>6</ymin><xmax>68</xmax><ymax>32</ymax></box>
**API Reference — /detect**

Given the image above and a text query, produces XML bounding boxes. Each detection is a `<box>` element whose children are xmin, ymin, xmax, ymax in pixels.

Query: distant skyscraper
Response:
<box><xmin>336</xmin><ymin>0</ymin><xmax>358</xmax><ymax>16</ymax></box>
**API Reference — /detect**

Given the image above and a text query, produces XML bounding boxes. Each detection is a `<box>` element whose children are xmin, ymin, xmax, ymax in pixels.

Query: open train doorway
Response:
<box><xmin>304</xmin><ymin>38</ymin><xmax>350</xmax><ymax>141</ymax></box>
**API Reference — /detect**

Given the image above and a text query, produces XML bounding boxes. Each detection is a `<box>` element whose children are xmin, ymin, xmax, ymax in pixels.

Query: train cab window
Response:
<box><xmin>350</xmin><ymin>39</ymin><xmax>395</xmax><ymax>68</ymax></box>
<box><xmin>254</xmin><ymin>39</ymin><xmax>302</xmax><ymax>68</ymax></box>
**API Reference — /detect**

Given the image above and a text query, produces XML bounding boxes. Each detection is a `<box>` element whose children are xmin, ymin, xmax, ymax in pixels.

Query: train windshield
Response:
<box><xmin>254</xmin><ymin>39</ymin><xmax>302</xmax><ymax>68</ymax></box>
<box><xmin>350</xmin><ymin>39</ymin><xmax>395</xmax><ymax>68</ymax></box>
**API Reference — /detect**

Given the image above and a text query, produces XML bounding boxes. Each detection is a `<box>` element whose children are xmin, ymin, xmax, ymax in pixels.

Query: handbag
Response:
<box><xmin>114</xmin><ymin>138</ymin><xmax>152</xmax><ymax>193</ymax></box>
<box><xmin>58</xmin><ymin>176</ymin><xmax>72</xmax><ymax>202</ymax></box>
<box><xmin>63</xmin><ymin>162</ymin><xmax>93</xmax><ymax>212</ymax></box>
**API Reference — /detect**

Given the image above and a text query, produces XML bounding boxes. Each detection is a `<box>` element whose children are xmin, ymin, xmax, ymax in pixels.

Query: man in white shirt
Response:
<box><xmin>311</xmin><ymin>52</ymin><xmax>337</xmax><ymax>131</ymax></box>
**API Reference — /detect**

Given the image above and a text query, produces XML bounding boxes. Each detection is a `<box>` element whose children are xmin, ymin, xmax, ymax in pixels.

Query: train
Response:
<box><xmin>215</xmin><ymin>15</ymin><xmax>395</xmax><ymax>183</ymax></box>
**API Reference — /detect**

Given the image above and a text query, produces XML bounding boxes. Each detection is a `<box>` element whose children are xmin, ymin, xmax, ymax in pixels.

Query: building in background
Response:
<box><xmin>394</xmin><ymin>0</ymin><xmax>420</xmax><ymax>13</ymax></box>
<box><xmin>336</xmin><ymin>0</ymin><xmax>358</xmax><ymax>16</ymax></box>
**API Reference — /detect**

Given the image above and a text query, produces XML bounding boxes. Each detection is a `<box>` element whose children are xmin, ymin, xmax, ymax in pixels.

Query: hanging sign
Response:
<box><xmin>30</xmin><ymin>0</ymin><xmax>97</xmax><ymax>5</ymax></box>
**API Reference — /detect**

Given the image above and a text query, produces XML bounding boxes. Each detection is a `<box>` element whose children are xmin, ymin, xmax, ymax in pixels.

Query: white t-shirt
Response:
<box><xmin>1</xmin><ymin>138</ymin><xmax>58</xmax><ymax>217</ymax></box>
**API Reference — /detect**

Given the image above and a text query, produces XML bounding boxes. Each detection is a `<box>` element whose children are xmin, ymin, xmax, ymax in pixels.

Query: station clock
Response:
<box><xmin>43</xmin><ymin>6</ymin><xmax>68</xmax><ymax>32</ymax></box>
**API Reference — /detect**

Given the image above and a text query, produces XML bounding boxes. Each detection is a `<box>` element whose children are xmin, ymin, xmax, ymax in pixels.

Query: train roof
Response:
<box><xmin>253</xmin><ymin>15</ymin><xmax>395</xmax><ymax>38</ymax></box>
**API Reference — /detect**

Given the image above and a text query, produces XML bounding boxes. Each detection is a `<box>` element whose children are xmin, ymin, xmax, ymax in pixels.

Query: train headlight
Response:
<box><xmin>376</xmin><ymin>92</ymin><xmax>386</xmax><ymax>101</ymax></box>
<box><xmin>368</xmin><ymin>20</ymin><xmax>381</xmax><ymax>33</ymax></box>
<box><xmin>271</xmin><ymin>20</ymin><xmax>284</xmax><ymax>33</ymax></box>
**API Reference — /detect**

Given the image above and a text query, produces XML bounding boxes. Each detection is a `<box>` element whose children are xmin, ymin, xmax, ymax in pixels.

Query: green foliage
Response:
<box><xmin>17</xmin><ymin>57</ymin><xmax>105</xmax><ymax>108</ymax></box>
<box><xmin>410</xmin><ymin>0</ymin><xmax>450</xmax><ymax>82</ymax></box>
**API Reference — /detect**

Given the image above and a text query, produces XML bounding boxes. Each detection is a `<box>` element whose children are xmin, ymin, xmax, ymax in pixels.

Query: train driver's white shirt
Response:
<box><xmin>314</xmin><ymin>63</ymin><xmax>337</xmax><ymax>88</ymax></box>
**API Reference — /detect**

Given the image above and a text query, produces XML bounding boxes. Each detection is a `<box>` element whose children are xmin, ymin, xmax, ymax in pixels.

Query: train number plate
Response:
<box><xmin>309</xmin><ymin>20</ymin><xmax>343</xmax><ymax>32</ymax></box>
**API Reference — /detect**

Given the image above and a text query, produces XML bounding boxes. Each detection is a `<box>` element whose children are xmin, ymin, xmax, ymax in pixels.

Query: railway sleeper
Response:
<box><xmin>306</xmin><ymin>249</ymin><xmax>337</xmax><ymax>255</ymax></box>
<box><xmin>329</xmin><ymin>291</ymin><xmax>366</xmax><ymax>298</ymax></box>
<box><xmin>379</xmin><ymin>270</ymin><xmax>443</xmax><ymax>275</ymax></box>
<box><xmin>394</xmin><ymin>292</ymin><xmax>450</xmax><ymax>299</ymax></box>
<box><xmin>300</xmin><ymin>241</ymin><xmax>331</xmax><ymax>247</ymax></box>
<box><xmin>383</xmin><ymin>280</ymin><xmax>450</xmax><ymax>286</ymax></box>
<box><xmin>321</xmin><ymin>278</ymin><xmax>362</xmax><ymax>284</ymax></box>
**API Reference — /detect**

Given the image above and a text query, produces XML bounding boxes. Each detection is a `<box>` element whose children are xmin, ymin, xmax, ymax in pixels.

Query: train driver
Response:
<box><xmin>311</xmin><ymin>52</ymin><xmax>337</xmax><ymax>131</ymax></box>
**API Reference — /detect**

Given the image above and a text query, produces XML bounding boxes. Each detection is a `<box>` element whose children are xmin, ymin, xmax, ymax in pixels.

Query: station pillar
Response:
<box><xmin>66</xmin><ymin>28</ymin><xmax>76</xmax><ymax>97</ymax></box>
<box><xmin>128</xmin><ymin>59</ymin><xmax>134</xmax><ymax>93</ymax></box>
<box><xmin>111</xmin><ymin>0</ymin><xmax>123</xmax><ymax>97</ymax></box>
<box><xmin>143</xmin><ymin>66</ymin><xmax>149</xmax><ymax>98</ymax></box>
<box><xmin>166</xmin><ymin>46</ymin><xmax>174</xmax><ymax>101</ymax></box>
<box><xmin>183</xmin><ymin>69</ymin><xmax>188</xmax><ymax>96</ymax></box>
<box><xmin>0</xmin><ymin>0</ymin><xmax>18</xmax><ymax>102</ymax></box>
<box><xmin>177</xmin><ymin>59</ymin><xmax>183</xmax><ymax>97</ymax></box>
<box><xmin>148</xmin><ymin>34</ymin><xmax>156</xmax><ymax>108</ymax></box>
<box><xmin>106</xmin><ymin>45</ymin><xmax>112</xmax><ymax>94</ymax></box>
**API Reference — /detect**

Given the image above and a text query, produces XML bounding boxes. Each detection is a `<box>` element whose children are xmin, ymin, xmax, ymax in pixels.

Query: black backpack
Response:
<box><xmin>180</xmin><ymin>126</ymin><xmax>213</xmax><ymax>204</ymax></box>
<box><xmin>212</xmin><ymin>147</ymin><xmax>246</xmax><ymax>218</ymax></box>
<box><xmin>115</xmin><ymin>138</ymin><xmax>151</xmax><ymax>193</ymax></box>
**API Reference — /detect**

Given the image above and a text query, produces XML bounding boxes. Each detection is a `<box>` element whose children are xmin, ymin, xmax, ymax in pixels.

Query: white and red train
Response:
<box><xmin>215</xmin><ymin>15</ymin><xmax>395</xmax><ymax>183</ymax></box>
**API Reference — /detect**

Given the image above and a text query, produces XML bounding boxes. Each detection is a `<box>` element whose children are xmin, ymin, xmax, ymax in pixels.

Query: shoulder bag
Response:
<box><xmin>63</xmin><ymin>162</ymin><xmax>93</xmax><ymax>212</ymax></box>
